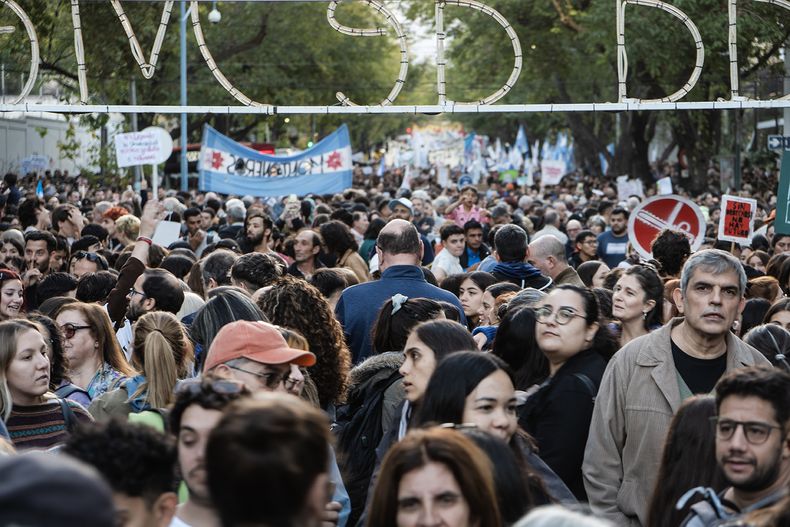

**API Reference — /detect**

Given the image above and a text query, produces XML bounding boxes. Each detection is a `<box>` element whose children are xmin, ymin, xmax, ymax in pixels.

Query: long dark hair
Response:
<box><xmin>371</xmin><ymin>297</ymin><xmax>443</xmax><ymax>354</ymax></box>
<box><xmin>416</xmin><ymin>352</ymin><xmax>548</xmax><ymax>513</ymax></box>
<box><xmin>492</xmin><ymin>307</ymin><xmax>549</xmax><ymax>389</ymax></box>
<box><xmin>462</xmin><ymin>429</ymin><xmax>533</xmax><ymax>525</ymax></box>
<box><xmin>619</xmin><ymin>265</ymin><xmax>664</xmax><ymax>330</ymax></box>
<box><xmin>410</xmin><ymin>319</ymin><xmax>477</xmax><ymax>361</ymax></box>
<box><xmin>320</xmin><ymin>220</ymin><xmax>358</xmax><ymax>257</ymax></box>
<box><xmin>646</xmin><ymin>396</ymin><xmax>726</xmax><ymax>527</ymax></box>
<box><xmin>764</xmin><ymin>297</ymin><xmax>790</xmax><ymax>325</ymax></box>
<box><xmin>416</xmin><ymin>352</ymin><xmax>513</xmax><ymax>427</ymax></box>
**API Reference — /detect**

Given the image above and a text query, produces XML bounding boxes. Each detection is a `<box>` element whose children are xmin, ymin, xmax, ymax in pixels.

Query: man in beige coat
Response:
<box><xmin>583</xmin><ymin>249</ymin><xmax>770</xmax><ymax>526</ymax></box>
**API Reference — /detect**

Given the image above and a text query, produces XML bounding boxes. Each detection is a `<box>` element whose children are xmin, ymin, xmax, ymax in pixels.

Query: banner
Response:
<box><xmin>718</xmin><ymin>195</ymin><xmax>757</xmax><ymax>244</ymax></box>
<box><xmin>777</xmin><ymin>151</ymin><xmax>790</xmax><ymax>235</ymax></box>
<box><xmin>199</xmin><ymin>124</ymin><xmax>353</xmax><ymax>197</ymax></box>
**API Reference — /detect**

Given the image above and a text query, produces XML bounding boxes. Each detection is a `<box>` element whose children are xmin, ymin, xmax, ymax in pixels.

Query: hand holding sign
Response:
<box><xmin>718</xmin><ymin>195</ymin><xmax>756</xmax><ymax>244</ymax></box>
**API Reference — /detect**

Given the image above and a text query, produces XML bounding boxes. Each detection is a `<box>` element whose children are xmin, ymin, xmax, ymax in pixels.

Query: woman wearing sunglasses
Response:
<box><xmin>0</xmin><ymin>319</ymin><xmax>93</xmax><ymax>449</ymax></box>
<box><xmin>519</xmin><ymin>285</ymin><xmax>617</xmax><ymax>500</ymax></box>
<box><xmin>0</xmin><ymin>268</ymin><xmax>24</xmax><ymax>322</ymax></box>
<box><xmin>55</xmin><ymin>302</ymin><xmax>136</xmax><ymax>400</ymax></box>
<box><xmin>89</xmin><ymin>311</ymin><xmax>194</xmax><ymax>421</ymax></box>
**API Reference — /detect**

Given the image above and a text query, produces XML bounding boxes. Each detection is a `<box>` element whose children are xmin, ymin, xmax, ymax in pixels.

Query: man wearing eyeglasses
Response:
<box><xmin>203</xmin><ymin>320</ymin><xmax>351</xmax><ymax>527</ymax></box>
<box><xmin>584</xmin><ymin>249</ymin><xmax>770</xmax><ymax>526</ymax></box>
<box><xmin>680</xmin><ymin>367</ymin><xmax>790</xmax><ymax>526</ymax></box>
<box><xmin>569</xmin><ymin>230</ymin><xmax>598</xmax><ymax>269</ymax></box>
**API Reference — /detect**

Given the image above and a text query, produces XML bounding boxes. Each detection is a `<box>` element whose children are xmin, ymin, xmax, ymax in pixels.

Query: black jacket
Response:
<box><xmin>459</xmin><ymin>243</ymin><xmax>491</xmax><ymax>270</ymax></box>
<box><xmin>518</xmin><ymin>348</ymin><xmax>607</xmax><ymax>500</ymax></box>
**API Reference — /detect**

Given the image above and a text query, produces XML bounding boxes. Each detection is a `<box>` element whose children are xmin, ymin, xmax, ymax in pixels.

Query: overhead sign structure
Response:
<box><xmin>198</xmin><ymin>124</ymin><xmax>353</xmax><ymax>198</ymax></box>
<box><xmin>628</xmin><ymin>194</ymin><xmax>707</xmax><ymax>260</ymax></box>
<box><xmin>717</xmin><ymin>194</ymin><xmax>757</xmax><ymax>244</ymax></box>
<box><xmin>115</xmin><ymin>127</ymin><xmax>174</xmax><ymax>196</ymax></box>
<box><xmin>1</xmin><ymin>0</ymin><xmax>790</xmax><ymax>114</ymax></box>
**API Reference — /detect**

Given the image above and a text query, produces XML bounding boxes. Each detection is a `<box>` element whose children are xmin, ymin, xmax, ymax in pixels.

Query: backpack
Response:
<box><xmin>55</xmin><ymin>383</ymin><xmax>90</xmax><ymax>401</ymax></box>
<box><xmin>57</xmin><ymin>398</ymin><xmax>78</xmax><ymax>433</ymax></box>
<box><xmin>332</xmin><ymin>368</ymin><xmax>402</xmax><ymax>527</ymax></box>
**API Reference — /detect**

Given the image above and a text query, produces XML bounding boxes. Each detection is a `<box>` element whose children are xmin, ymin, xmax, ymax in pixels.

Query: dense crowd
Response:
<box><xmin>0</xmin><ymin>164</ymin><xmax>788</xmax><ymax>527</ymax></box>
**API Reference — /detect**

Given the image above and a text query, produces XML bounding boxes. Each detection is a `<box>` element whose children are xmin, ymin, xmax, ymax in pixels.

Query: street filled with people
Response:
<box><xmin>0</xmin><ymin>163</ymin><xmax>789</xmax><ymax>527</ymax></box>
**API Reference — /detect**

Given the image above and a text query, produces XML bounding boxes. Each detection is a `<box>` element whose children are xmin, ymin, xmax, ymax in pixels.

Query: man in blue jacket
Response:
<box><xmin>335</xmin><ymin>219</ymin><xmax>465</xmax><ymax>363</ymax></box>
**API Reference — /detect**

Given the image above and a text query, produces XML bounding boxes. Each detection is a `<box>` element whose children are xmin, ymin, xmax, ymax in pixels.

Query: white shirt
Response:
<box><xmin>432</xmin><ymin>248</ymin><xmax>464</xmax><ymax>278</ymax></box>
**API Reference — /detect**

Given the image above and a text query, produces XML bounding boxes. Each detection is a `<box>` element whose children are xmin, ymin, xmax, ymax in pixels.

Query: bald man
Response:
<box><xmin>528</xmin><ymin>235</ymin><xmax>584</xmax><ymax>287</ymax></box>
<box><xmin>335</xmin><ymin>220</ymin><xmax>465</xmax><ymax>363</ymax></box>
<box><xmin>565</xmin><ymin>219</ymin><xmax>583</xmax><ymax>259</ymax></box>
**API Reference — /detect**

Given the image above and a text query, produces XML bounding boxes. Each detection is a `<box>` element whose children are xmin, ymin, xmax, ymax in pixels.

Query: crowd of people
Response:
<box><xmin>0</xmin><ymin>165</ymin><xmax>788</xmax><ymax>527</ymax></box>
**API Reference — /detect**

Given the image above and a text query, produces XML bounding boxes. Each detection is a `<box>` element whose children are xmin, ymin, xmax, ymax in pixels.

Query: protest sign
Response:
<box><xmin>628</xmin><ymin>195</ymin><xmax>706</xmax><ymax>259</ymax></box>
<box><xmin>718</xmin><ymin>195</ymin><xmax>756</xmax><ymax>244</ymax></box>
<box><xmin>540</xmin><ymin>160</ymin><xmax>566</xmax><ymax>186</ymax></box>
<box><xmin>115</xmin><ymin>127</ymin><xmax>173</xmax><ymax>196</ymax></box>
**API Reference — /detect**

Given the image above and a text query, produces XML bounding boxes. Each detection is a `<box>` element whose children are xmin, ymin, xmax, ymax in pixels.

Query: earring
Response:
<box><xmin>643</xmin><ymin>311</ymin><xmax>648</xmax><ymax>320</ymax></box>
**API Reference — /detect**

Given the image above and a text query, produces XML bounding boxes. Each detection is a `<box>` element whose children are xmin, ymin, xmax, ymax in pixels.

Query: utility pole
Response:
<box><xmin>180</xmin><ymin>0</ymin><xmax>188</xmax><ymax>192</ymax></box>
<box><xmin>130</xmin><ymin>78</ymin><xmax>142</xmax><ymax>190</ymax></box>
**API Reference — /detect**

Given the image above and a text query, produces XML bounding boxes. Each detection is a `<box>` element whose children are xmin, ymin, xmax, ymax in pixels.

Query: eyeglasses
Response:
<box><xmin>174</xmin><ymin>378</ymin><xmax>246</xmax><ymax>396</ymax></box>
<box><xmin>582</xmin><ymin>240</ymin><xmax>598</xmax><ymax>246</ymax></box>
<box><xmin>228</xmin><ymin>364</ymin><xmax>299</xmax><ymax>390</ymax></box>
<box><xmin>534</xmin><ymin>305</ymin><xmax>585</xmax><ymax>325</ymax></box>
<box><xmin>60</xmin><ymin>323</ymin><xmax>91</xmax><ymax>339</ymax></box>
<box><xmin>710</xmin><ymin>417</ymin><xmax>783</xmax><ymax>445</ymax></box>
<box><xmin>128</xmin><ymin>287</ymin><xmax>147</xmax><ymax>299</ymax></box>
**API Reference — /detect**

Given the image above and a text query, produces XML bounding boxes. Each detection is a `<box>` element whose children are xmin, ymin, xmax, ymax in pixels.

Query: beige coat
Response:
<box><xmin>339</xmin><ymin>249</ymin><xmax>371</xmax><ymax>283</ymax></box>
<box><xmin>582</xmin><ymin>319</ymin><xmax>769</xmax><ymax>526</ymax></box>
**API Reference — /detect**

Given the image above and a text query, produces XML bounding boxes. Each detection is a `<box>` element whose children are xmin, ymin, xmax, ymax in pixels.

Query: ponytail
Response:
<box><xmin>136</xmin><ymin>330</ymin><xmax>179</xmax><ymax>409</ymax></box>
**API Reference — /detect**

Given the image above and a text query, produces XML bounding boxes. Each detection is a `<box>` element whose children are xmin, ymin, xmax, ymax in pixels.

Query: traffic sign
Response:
<box><xmin>768</xmin><ymin>135</ymin><xmax>790</xmax><ymax>151</ymax></box>
<box><xmin>628</xmin><ymin>195</ymin><xmax>707</xmax><ymax>260</ymax></box>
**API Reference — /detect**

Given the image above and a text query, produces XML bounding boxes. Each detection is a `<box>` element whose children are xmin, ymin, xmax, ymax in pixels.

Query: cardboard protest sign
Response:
<box><xmin>718</xmin><ymin>195</ymin><xmax>757</xmax><ymax>244</ymax></box>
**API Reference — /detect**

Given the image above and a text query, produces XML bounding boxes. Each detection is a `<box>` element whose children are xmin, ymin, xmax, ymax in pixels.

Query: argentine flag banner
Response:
<box><xmin>199</xmin><ymin>124</ymin><xmax>353</xmax><ymax>197</ymax></box>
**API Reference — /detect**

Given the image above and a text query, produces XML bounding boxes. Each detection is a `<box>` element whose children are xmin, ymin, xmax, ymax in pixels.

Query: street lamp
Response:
<box><xmin>209</xmin><ymin>1</ymin><xmax>222</xmax><ymax>24</ymax></box>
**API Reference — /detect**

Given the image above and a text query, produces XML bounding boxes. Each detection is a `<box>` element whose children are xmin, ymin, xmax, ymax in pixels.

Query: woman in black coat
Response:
<box><xmin>519</xmin><ymin>285</ymin><xmax>617</xmax><ymax>500</ymax></box>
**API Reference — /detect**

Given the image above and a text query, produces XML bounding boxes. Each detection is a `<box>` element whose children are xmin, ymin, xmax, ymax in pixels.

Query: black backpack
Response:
<box><xmin>332</xmin><ymin>369</ymin><xmax>402</xmax><ymax>527</ymax></box>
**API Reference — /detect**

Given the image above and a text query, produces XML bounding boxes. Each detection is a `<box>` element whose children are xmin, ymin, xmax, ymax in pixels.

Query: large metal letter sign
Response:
<box><xmin>617</xmin><ymin>0</ymin><xmax>704</xmax><ymax>103</ymax></box>
<box><xmin>5</xmin><ymin>0</ymin><xmax>790</xmax><ymax>114</ymax></box>
<box><xmin>727</xmin><ymin>0</ymin><xmax>790</xmax><ymax>100</ymax></box>
<box><xmin>0</xmin><ymin>0</ymin><xmax>39</xmax><ymax>105</ymax></box>
<box><xmin>326</xmin><ymin>0</ymin><xmax>409</xmax><ymax>106</ymax></box>
<box><xmin>435</xmin><ymin>0</ymin><xmax>522</xmax><ymax>106</ymax></box>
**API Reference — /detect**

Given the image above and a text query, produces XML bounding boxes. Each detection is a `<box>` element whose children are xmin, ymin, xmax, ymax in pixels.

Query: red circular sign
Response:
<box><xmin>628</xmin><ymin>195</ymin><xmax>706</xmax><ymax>260</ymax></box>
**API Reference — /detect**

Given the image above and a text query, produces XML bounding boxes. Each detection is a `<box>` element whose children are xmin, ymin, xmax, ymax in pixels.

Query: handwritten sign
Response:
<box><xmin>540</xmin><ymin>160</ymin><xmax>566</xmax><ymax>186</ymax></box>
<box><xmin>115</xmin><ymin>128</ymin><xmax>173</xmax><ymax>168</ymax></box>
<box><xmin>718</xmin><ymin>195</ymin><xmax>756</xmax><ymax>244</ymax></box>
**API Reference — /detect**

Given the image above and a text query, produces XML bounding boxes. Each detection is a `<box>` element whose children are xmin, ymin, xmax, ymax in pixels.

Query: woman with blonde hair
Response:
<box><xmin>89</xmin><ymin>311</ymin><xmax>193</xmax><ymax>421</ymax></box>
<box><xmin>0</xmin><ymin>319</ymin><xmax>92</xmax><ymax>449</ymax></box>
<box><xmin>114</xmin><ymin>214</ymin><xmax>141</xmax><ymax>249</ymax></box>
<box><xmin>55</xmin><ymin>302</ymin><xmax>135</xmax><ymax>400</ymax></box>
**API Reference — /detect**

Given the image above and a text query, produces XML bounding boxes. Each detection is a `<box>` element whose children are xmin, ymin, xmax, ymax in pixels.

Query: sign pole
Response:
<box><xmin>152</xmin><ymin>163</ymin><xmax>159</xmax><ymax>199</ymax></box>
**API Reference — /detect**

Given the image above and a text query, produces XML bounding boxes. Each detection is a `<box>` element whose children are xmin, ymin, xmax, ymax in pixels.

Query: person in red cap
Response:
<box><xmin>203</xmin><ymin>319</ymin><xmax>316</xmax><ymax>393</ymax></box>
<box><xmin>202</xmin><ymin>319</ymin><xmax>350</xmax><ymax>526</ymax></box>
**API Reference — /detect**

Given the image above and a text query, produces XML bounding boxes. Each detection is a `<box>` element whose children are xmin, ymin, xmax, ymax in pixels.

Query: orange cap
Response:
<box><xmin>204</xmin><ymin>320</ymin><xmax>316</xmax><ymax>372</ymax></box>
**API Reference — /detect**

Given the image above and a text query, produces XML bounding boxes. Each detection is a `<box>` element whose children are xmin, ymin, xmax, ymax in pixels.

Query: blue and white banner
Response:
<box><xmin>199</xmin><ymin>124</ymin><xmax>353</xmax><ymax>197</ymax></box>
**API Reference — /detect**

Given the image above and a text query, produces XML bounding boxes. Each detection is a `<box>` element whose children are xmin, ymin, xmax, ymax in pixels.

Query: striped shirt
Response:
<box><xmin>7</xmin><ymin>400</ymin><xmax>93</xmax><ymax>450</ymax></box>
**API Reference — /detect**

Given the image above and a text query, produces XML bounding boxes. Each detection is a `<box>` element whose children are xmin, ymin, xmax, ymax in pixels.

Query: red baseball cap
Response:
<box><xmin>204</xmin><ymin>320</ymin><xmax>316</xmax><ymax>372</ymax></box>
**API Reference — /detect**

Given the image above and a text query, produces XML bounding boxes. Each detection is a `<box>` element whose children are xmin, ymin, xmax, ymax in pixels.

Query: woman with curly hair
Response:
<box><xmin>257</xmin><ymin>275</ymin><xmax>351</xmax><ymax>409</ymax></box>
<box><xmin>320</xmin><ymin>220</ymin><xmax>371</xmax><ymax>283</ymax></box>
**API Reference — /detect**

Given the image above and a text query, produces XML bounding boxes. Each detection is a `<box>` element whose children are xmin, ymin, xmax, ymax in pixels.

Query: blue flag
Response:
<box><xmin>36</xmin><ymin>180</ymin><xmax>44</xmax><ymax>199</ymax></box>
<box><xmin>199</xmin><ymin>124</ymin><xmax>353</xmax><ymax>197</ymax></box>
<box><xmin>515</xmin><ymin>125</ymin><xmax>528</xmax><ymax>155</ymax></box>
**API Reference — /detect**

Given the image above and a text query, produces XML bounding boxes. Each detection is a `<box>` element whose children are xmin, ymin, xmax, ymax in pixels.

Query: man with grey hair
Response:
<box><xmin>219</xmin><ymin>200</ymin><xmax>247</xmax><ymax>240</ymax></box>
<box><xmin>532</xmin><ymin>210</ymin><xmax>568</xmax><ymax>244</ymax></box>
<box><xmin>527</xmin><ymin>235</ymin><xmax>583</xmax><ymax>287</ymax></box>
<box><xmin>583</xmin><ymin>249</ymin><xmax>770</xmax><ymax>526</ymax></box>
